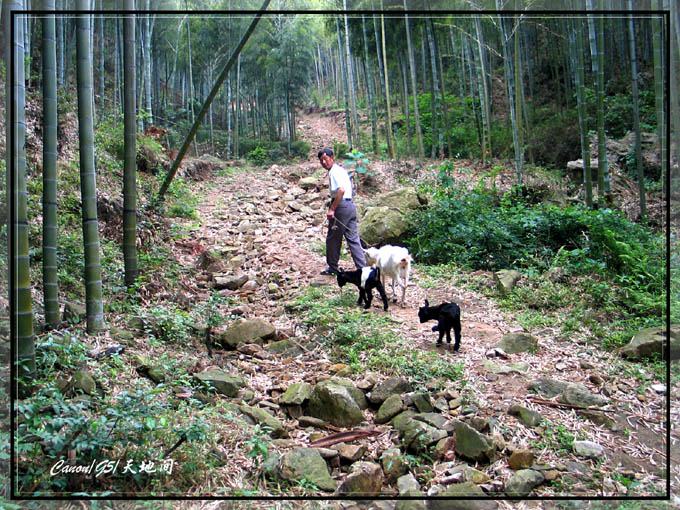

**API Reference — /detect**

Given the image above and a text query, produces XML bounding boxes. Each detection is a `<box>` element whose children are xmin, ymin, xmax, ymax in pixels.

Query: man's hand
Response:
<box><xmin>327</xmin><ymin>208</ymin><xmax>335</xmax><ymax>220</ymax></box>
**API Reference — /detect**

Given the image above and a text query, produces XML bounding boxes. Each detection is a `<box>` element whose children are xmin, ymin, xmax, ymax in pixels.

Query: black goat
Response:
<box><xmin>417</xmin><ymin>299</ymin><xmax>462</xmax><ymax>350</ymax></box>
<box><xmin>337</xmin><ymin>267</ymin><xmax>389</xmax><ymax>311</ymax></box>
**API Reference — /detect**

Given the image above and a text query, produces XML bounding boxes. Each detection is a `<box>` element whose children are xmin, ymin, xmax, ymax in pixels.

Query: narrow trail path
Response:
<box><xmin>170</xmin><ymin>111</ymin><xmax>670</xmax><ymax>497</ymax></box>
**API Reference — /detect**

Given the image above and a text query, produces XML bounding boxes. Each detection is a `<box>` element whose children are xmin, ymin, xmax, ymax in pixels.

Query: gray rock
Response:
<box><xmin>394</xmin><ymin>414</ymin><xmax>448</xmax><ymax>453</ymax></box>
<box><xmin>428</xmin><ymin>482</ymin><xmax>498</xmax><ymax>510</ymax></box>
<box><xmin>508</xmin><ymin>449</ymin><xmax>535</xmax><ymax>470</ymax></box>
<box><xmin>559</xmin><ymin>383</ymin><xmax>608</xmax><ymax>407</ymax></box>
<box><xmin>337</xmin><ymin>444</ymin><xmax>366</xmax><ymax>463</ymax></box>
<box><xmin>619</xmin><ymin>325</ymin><xmax>680</xmax><ymax>361</ymax></box>
<box><xmin>238</xmin><ymin>404</ymin><xmax>287</xmax><ymax>438</ymax></box>
<box><xmin>453</xmin><ymin>420</ymin><xmax>496</xmax><ymax>464</ymax></box>
<box><xmin>397</xmin><ymin>473</ymin><xmax>421</xmax><ymax>494</ymax></box>
<box><xmin>306</xmin><ymin>379</ymin><xmax>366</xmax><ymax>427</ymax></box>
<box><xmin>412</xmin><ymin>393</ymin><xmax>434</xmax><ymax>413</ymax></box>
<box><xmin>279</xmin><ymin>448</ymin><xmax>336</xmax><ymax>492</ymax></box>
<box><xmin>497</xmin><ymin>332</ymin><xmax>538</xmax><ymax>354</ymax></box>
<box><xmin>462</xmin><ymin>466</ymin><xmax>490</xmax><ymax>484</ymax></box>
<box><xmin>226</xmin><ymin>255</ymin><xmax>246</xmax><ymax>269</ymax></box>
<box><xmin>507</xmin><ymin>404</ymin><xmax>543</xmax><ymax>427</ymax></box>
<box><xmin>573</xmin><ymin>440</ymin><xmax>605</xmax><ymax>459</ymax></box>
<box><xmin>504</xmin><ymin>469</ymin><xmax>545</xmax><ymax>497</ymax></box>
<box><xmin>265</xmin><ymin>338</ymin><xmax>304</xmax><ymax>357</ymax></box>
<box><xmin>299</xmin><ymin>176</ymin><xmax>320</xmax><ymax>190</ymax></box>
<box><xmin>528</xmin><ymin>377</ymin><xmax>571</xmax><ymax>398</ymax></box>
<box><xmin>138</xmin><ymin>365</ymin><xmax>166</xmax><ymax>384</ymax></box>
<box><xmin>493</xmin><ymin>269</ymin><xmax>522</xmax><ymax>295</ymax></box>
<box><xmin>280</xmin><ymin>382</ymin><xmax>313</xmax><ymax>406</ymax></box>
<box><xmin>193</xmin><ymin>369</ymin><xmax>245</xmax><ymax>397</ymax></box>
<box><xmin>213</xmin><ymin>273</ymin><xmax>248</xmax><ymax>291</ymax></box>
<box><xmin>410</xmin><ymin>423</ymin><xmax>448</xmax><ymax>453</ymax></box>
<box><xmin>109</xmin><ymin>327</ymin><xmax>135</xmax><ymax>343</ymax></box>
<box><xmin>433</xmin><ymin>396</ymin><xmax>449</xmax><ymax>413</ymax></box>
<box><xmin>414</xmin><ymin>413</ymin><xmax>451</xmax><ymax>431</ymax></box>
<box><xmin>375</xmin><ymin>394</ymin><xmax>405</xmax><ymax>424</ymax></box>
<box><xmin>72</xmin><ymin>370</ymin><xmax>97</xmax><ymax>395</ymax></box>
<box><xmin>381</xmin><ymin>447</ymin><xmax>408</xmax><ymax>482</ymax></box>
<box><xmin>483</xmin><ymin>360</ymin><xmax>530</xmax><ymax>375</ymax></box>
<box><xmin>298</xmin><ymin>416</ymin><xmax>328</xmax><ymax>429</ymax></box>
<box><xmin>63</xmin><ymin>301</ymin><xmax>86</xmax><ymax>323</ymax></box>
<box><xmin>336</xmin><ymin>461</ymin><xmax>384</xmax><ymax>497</ymax></box>
<box><xmin>216</xmin><ymin>318</ymin><xmax>276</xmax><ymax>349</ymax></box>
<box><xmin>396</xmin><ymin>496</ymin><xmax>427</xmax><ymax>510</ymax></box>
<box><xmin>374</xmin><ymin>187</ymin><xmax>426</xmax><ymax>211</ymax></box>
<box><xmin>369</xmin><ymin>377</ymin><xmax>412</xmax><ymax>405</ymax></box>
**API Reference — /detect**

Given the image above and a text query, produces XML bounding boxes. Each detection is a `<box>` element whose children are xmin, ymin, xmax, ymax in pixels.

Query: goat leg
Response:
<box><xmin>376</xmin><ymin>282</ymin><xmax>389</xmax><ymax>311</ymax></box>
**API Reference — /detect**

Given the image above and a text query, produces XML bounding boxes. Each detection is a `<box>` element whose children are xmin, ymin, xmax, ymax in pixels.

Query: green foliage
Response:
<box><xmin>525</xmin><ymin>107</ymin><xmax>580</xmax><ymax>169</ymax></box>
<box><xmin>15</xmin><ymin>385</ymin><xmax>171</xmax><ymax>492</ymax></box>
<box><xmin>291</xmin><ymin>287</ymin><xmax>466</xmax><ymax>389</ymax></box>
<box><xmin>407</xmin><ymin>94</ymin><xmax>480</xmax><ymax>159</ymax></box>
<box><xmin>408</xmin><ymin>173</ymin><xmax>662</xmax><ymax>277</ymax></box>
<box><xmin>333</xmin><ymin>142</ymin><xmax>350</xmax><ymax>161</ymax></box>
<box><xmin>584</xmin><ymin>88</ymin><xmax>656</xmax><ymax>139</ymax></box>
<box><xmin>247</xmin><ymin>146</ymin><xmax>268</xmax><ymax>166</ymax></box>
<box><xmin>407</xmin><ymin>168</ymin><xmax>664</xmax><ymax>322</ymax></box>
<box><xmin>145</xmin><ymin>303</ymin><xmax>193</xmax><ymax>344</ymax></box>
<box><xmin>245</xmin><ymin>425</ymin><xmax>271</xmax><ymax>467</ymax></box>
<box><xmin>95</xmin><ymin>115</ymin><xmax>125</xmax><ymax>161</ymax></box>
<box><xmin>290</xmin><ymin>140</ymin><xmax>312</xmax><ymax>159</ymax></box>
<box><xmin>343</xmin><ymin>149</ymin><xmax>372</xmax><ymax>178</ymax></box>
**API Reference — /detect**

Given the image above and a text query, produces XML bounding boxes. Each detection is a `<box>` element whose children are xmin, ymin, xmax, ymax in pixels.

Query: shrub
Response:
<box><xmin>290</xmin><ymin>140</ymin><xmax>312</xmax><ymax>159</ymax></box>
<box><xmin>246</xmin><ymin>146</ymin><xmax>268</xmax><ymax>166</ymax></box>
<box><xmin>406</xmin><ymin>168</ymin><xmax>664</xmax><ymax>312</ymax></box>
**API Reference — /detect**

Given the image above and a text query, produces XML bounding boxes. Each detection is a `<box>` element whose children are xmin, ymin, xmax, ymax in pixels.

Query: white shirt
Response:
<box><xmin>328</xmin><ymin>163</ymin><xmax>353</xmax><ymax>200</ymax></box>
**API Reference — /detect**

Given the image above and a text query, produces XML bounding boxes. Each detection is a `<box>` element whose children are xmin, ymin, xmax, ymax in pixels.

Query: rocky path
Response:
<box><xmin>169</xmin><ymin>112</ymin><xmax>672</xmax><ymax>500</ymax></box>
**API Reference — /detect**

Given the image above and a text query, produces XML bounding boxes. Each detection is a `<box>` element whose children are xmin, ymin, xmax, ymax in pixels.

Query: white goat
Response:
<box><xmin>364</xmin><ymin>245</ymin><xmax>411</xmax><ymax>306</ymax></box>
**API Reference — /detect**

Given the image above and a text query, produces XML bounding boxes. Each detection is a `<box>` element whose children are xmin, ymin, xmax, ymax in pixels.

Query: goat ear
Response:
<box><xmin>424</xmin><ymin>299</ymin><xmax>429</xmax><ymax>307</ymax></box>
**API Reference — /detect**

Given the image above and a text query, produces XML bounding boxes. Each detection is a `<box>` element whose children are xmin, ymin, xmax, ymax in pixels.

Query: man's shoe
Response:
<box><xmin>320</xmin><ymin>268</ymin><xmax>338</xmax><ymax>275</ymax></box>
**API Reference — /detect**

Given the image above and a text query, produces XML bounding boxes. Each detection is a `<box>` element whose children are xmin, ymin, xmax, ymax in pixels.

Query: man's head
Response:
<box><xmin>318</xmin><ymin>148</ymin><xmax>334</xmax><ymax>170</ymax></box>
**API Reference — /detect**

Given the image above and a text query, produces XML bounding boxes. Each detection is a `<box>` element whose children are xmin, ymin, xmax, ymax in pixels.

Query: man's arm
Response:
<box><xmin>328</xmin><ymin>186</ymin><xmax>345</xmax><ymax>219</ymax></box>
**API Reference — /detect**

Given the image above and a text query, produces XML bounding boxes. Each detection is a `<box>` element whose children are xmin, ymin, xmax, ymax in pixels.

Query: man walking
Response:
<box><xmin>318</xmin><ymin>148</ymin><xmax>366</xmax><ymax>275</ymax></box>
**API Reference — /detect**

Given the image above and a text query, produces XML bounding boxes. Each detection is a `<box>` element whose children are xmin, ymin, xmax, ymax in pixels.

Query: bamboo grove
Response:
<box><xmin>2</xmin><ymin>1</ymin><xmax>676</xmax><ymax>397</ymax></box>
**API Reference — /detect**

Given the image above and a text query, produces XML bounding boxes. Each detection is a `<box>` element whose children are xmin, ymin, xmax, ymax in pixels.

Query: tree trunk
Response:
<box><xmin>336</xmin><ymin>16</ymin><xmax>352</xmax><ymax>148</ymax></box>
<box><xmin>156</xmin><ymin>0</ymin><xmax>271</xmax><ymax>203</ymax></box>
<box><xmin>474</xmin><ymin>13</ymin><xmax>491</xmax><ymax>162</ymax></box>
<box><xmin>372</xmin><ymin>10</ymin><xmax>385</xmax><ymax>109</ymax></box>
<box><xmin>361</xmin><ymin>15</ymin><xmax>378</xmax><ymax>154</ymax></box>
<box><xmin>144</xmin><ymin>0</ymin><xmax>154</xmax><ymax>125</ymax></box>
<box><xmin>651</xmin><ymin>1</ymin><xmax>666</xmax><ymax>197</ymax></box>
<box><xmin>98</xmin><ymin>0</ymin><xmax>104</xmax><ymax>116</ymax></box>
<box><xmin>123</xmin><ymin>0</ymin><xmax>138</xmax><ymax>286</ymax></box>
<box><xmin>587</xmin><ymin>0</ymin><xmax>609</xmax><ymax>205</ymax></box>
<box><xmin>6</xmin><ymin>0</ymin><xmax>36</xmax><ymax>397</ymax></box>
<box><xmin>57</xmin><ymin>0</ymin><xmax>64</xmax><ymax>87</ymax></box>
<box><xmin>343</xmin><ymin>2</ymin><xmax>359</xmax><ymax>143</ymax></box>
<box><xmin>76</xmin><ymin>0</ymin><xmax>104</xmax><ymax>333</ymax></box>
<box><xmin>42</xmin><ymin>0</ymin><xmax>59</xmax><ymax>327</ymax></box>
<box><xmin>404</xmin><ymin>0</ymin><xmax>425</xmax><ymax>158</ymax></box>
<box><xmin>627</xmin><ymin>0</ymin><xmax>646</xmax><ymax>219</ymax></box>
<box><xmin>670</xmin><ymin>0</ymin><xmax>680</xmax><ymax>192</ymax></box>
<box><xmin>400</xmin><ymin>54</ymin><xmax>413</xmax><ymax>158</ymax></box>
<box><xmin>569</xmin><ymin>14</ymin><xmax>593</xmax><ymax>208</ymax></box>
<box><xmin>426</xmin><ymin>16</ymin><xmax>444</xmax><ymax>159</ymax></box>
<box><xmin>497</xmin><ymin>7</ymin><xmax>522</xmax><ymax>185</ymax></box>
<box><xmin>380</xmin><ymin>5</ymin><xmax>395</xmax><ymax>159</ymax></box>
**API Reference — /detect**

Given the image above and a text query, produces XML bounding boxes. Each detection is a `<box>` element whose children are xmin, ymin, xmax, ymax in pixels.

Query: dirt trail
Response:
<box><xmin>173</xmin><ymin>110</ymin><xmax>671</xmax><ymax>498</ymax></box>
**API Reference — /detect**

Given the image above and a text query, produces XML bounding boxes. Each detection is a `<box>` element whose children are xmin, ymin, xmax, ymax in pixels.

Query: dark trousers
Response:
<box><xmin>326</xmin><ymin>200</ymin><xmax>366</xmax><ymax>271</ymax></box>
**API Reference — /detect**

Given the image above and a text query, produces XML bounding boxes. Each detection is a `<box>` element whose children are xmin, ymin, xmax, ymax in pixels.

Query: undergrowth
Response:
<box><xmin>292</xmin><ymin>287</ymin><xmax>465</xmax><ymax>389</ymax></box>
<box><xmin>406</xmin><ymin>162</ymin><xmax>667</xmax><ymax>353</ymax></box>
